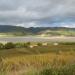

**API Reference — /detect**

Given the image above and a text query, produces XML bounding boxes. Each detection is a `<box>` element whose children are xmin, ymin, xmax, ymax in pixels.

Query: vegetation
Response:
<box><xmin>0</xmin><ymin>42</ymin><xmax>75</xmax><ymax>75</ymax></box>
<box><xmin>0</xmin><ymin>43</ymin><xmax>4</xmax><ymax>49</ymax></box>
<box><xmin>37</xmin><ymin>43</ymin><xmax>42</xmax><ymax>46</ymax></box>
<box><xmin>4</xmin><ymin>42</ymin><xmax>15</xmax><ymax>49</ymax></box>
<box><xmin>1</xmin><ymin>25</ymin><xmax>75</xmax><ymax>36</ymax></box>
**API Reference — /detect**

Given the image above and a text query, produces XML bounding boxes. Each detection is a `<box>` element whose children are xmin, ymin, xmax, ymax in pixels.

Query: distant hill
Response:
<box><xmin>0</xmin><ymin>25</ymin><xmax>75</xmax><ymax>36</ymax></box>
<box><xmin>0</xmin><ymin>25</ymin><xmax>32</xmax><ymax>36</ymax></box>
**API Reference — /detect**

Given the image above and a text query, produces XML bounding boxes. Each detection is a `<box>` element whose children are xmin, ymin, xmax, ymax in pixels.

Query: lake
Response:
<box><xmin>0</xmin><ymin>37</ymin><xmax>75</xmax><ymax>43</ymax></box>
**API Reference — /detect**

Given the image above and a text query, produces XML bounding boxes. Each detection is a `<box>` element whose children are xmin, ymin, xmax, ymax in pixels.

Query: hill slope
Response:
<box><xmin>0</xmin><ymin>25</ymin><xmax>32</xmax><ymax>36</ymax></box>
<box><xmin>0</xmin><ymin>25</ymin><xmax>75</xmax><ymax>36</ymax></box>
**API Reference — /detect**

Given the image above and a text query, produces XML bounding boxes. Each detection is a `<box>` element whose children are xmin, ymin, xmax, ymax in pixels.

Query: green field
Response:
<box><xmin>0</xmin><ymin>42</ymin><xmax>75</xmax><ymax>75</ymax></box>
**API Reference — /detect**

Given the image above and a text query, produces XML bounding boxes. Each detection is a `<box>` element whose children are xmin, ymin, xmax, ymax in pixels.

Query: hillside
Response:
<box><xmin>0</xmin><ymin>25</ymin><xmax>32</xmax><ymax>36</ymax></box>
<box><xmin>0</xmin><ymin>25</ymin><xmax>75</xmax><ymax>36</ymax></box>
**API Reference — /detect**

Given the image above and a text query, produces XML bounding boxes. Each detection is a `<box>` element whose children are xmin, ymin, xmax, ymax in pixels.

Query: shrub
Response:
<box><xmin>4</xmin><ymin>42</ymin><xmax>15</xmax><ymax>49</ymax></box>
<box><xmin>23</xmin><ymin>43</ymin><xmax>29</xmax><ymax>48</ymax></box>
<box><xmin>24</xmin><ymin>42</ymin><xmax>31</xmax><ymax>48</ymax></box>
<box><xmin>37</xmin><ymin>43</ymin><xmax>42</xmax><ymax>46</ymax></box>
<box><xmin>26</xmin><ymin>42</ymin><xmax>31</xmax><ymax>46</ymax></box>
<box><xmin>0</xmin><ymin>43</ymin><xmax>4</xmax><ymax>49</ymax></box>
<box><xmin>15</xmin><ymin>43</ymin><xmax>25</xmax><ymax>48</ymax></box>
<box><xmin>40</xmin><ymin>67</ymin><xmax>53</xmax><ymax>75</ymax></box>
<box><xmin>60</xmin><ymin>42</ymin><xmax>75</xmax><ymax>45</ymax></box>
<box><xmin>15</xmin><ymin>42</ymin><xmax>31</xmax><ymax>48</ymax></box>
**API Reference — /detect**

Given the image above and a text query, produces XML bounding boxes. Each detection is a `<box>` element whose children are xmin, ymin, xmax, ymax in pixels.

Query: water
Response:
<box><xmin>0</xmin><ymin>37</ymin><xmax>75</xmax><ymax>42</ymax></box>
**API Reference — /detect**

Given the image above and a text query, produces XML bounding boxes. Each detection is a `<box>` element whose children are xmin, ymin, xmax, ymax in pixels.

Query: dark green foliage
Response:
<box><xmin>40</xmin><ymin>65</ymin><xmax>75</xmax><ymax>75</ymax></box>
<box><xmin>60</xmin><ymin>42</ymin><xmax>75</xmax><ymax>45</ymax></box>
<box><xmin>37</xmin><ymin>43</ymin><xmax>42</xmax><ymax>46</ymax></box>
<box><xmin>23</xmin><ymin>43</ymin><xmax>29</xmax><ymax>48</ymax></box>
<box><xmin>23</xmin><ymin>42</ymin><xmax>31</xmax><ymax>48</ymax></box>
<box><xmin>26</xmin><ymin>42</ymin><xmax>31</xmax><ymax>45</ymax></box>
<box><xmin>4</xmin><ymin>42</ymin><xmax>15</xmax><ymax>49</ymax></box>
<box><xmin>40</xmin><ymin>68</ymin><xmax>53</xmax><ymax>75</ymax></box>
<box><xmin>0</xmin><ymin>43</ymin><xmax>4</xmax><ymax>49</ymax></box>
<box><xmin>15</xmin><ymin>43</ymin><xmax>25</xmax><ymax>48</ymax></box>
<box><xmin>15</xmin><ymin>42</ymin><xmax>30</xmax><ymax>48</ymax></box>
<box><xmin>0</xmin><ymin>42</ymin><xmax>75</xmax><ymax>52</ymax></box>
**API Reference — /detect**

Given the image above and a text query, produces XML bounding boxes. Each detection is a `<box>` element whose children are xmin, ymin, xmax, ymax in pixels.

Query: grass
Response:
<box><xmin>0</xmin><ymin>52</ymin><xmax>75</xmax><ymax>75</ymax></box>
<box><xmin>0</xmin><ymin>43</ymin><xmax>75</xmax><ymax>75</ymax></box>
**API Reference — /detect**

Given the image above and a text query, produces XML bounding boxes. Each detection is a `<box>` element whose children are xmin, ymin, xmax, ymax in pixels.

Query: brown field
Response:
<box><xmin>0</xmin><ymin>43</ymin><xmax>75</xmax><ymax>75</ymax></box>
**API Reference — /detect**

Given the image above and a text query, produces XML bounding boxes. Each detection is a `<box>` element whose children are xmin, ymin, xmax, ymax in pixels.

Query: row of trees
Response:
<box><xmin>0</xmin><ymin>42</ymin><xmax>43</xmax><ymax>49</ymax></box>
<box><xmin>5</xmin><ymin>42</ymin><xmax>16</xmax><ymax>49</ymax></box>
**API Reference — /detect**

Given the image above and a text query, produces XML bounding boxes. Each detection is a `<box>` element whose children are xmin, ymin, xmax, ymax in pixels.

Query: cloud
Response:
<box><xmin>0</xmin><ymin>0</ymin><xmax>75</xmax><ymax>27</ymax></box>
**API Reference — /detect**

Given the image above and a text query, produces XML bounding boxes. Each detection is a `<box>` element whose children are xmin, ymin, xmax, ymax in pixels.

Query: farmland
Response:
<box><xmin>0</xmin><ymin>42</ymin><xmax>75</xmax><ymax>75</ymax></box>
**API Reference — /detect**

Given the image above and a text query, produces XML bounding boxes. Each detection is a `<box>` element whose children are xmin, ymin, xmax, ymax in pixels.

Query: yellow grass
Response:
<box><xmin>0</xmin><ymin>47</ymin><xmax>75</xmax><ymax>75</ymax></box>
<box><xmin>1</xmin><ymin>52</ymin><xmax>75</xmax><ymax>69</ymax></box>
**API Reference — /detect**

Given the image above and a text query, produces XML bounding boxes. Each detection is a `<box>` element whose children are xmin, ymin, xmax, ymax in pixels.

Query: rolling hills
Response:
<box><xmin>0</xmin><ymin>25</ymin><xmax>75</xmax><ymax>36</ymax></box>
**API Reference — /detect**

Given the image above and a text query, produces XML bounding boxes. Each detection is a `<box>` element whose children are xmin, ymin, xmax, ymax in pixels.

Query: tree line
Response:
<box><xmin>0</xmin><ymin>42</ymin><xmax>43</xmax><ymax>49</ymax></box>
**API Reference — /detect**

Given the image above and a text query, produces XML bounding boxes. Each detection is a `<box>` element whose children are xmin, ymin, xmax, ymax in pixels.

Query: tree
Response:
<box><xmin>24</xmin><ymin>42</ymin><xmax>31</xmax><ymax>48</ymax></box>
<box><xmin>0</xmin><ymin>43</ymin><xmax>4</xmax><ymax>49</ymax></box>
<box><xmin>15</xmin><ymin>43</ymin><xmax>24</xmax><ymax>48</ymax></box>
<box><xmin>4</xmin><ymin>42</ymin><xmax>15</xmax><ymax>49</ymax></box>
<box><xmin>37</xmin><ymin>43</ymin><xmax>42</xmax><ymax>46</ymax></box>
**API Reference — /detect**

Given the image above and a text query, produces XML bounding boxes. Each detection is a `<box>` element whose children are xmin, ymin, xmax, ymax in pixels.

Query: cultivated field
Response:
<box><xmin>0</xmin><ymin>42</ymin><xmax>75</xmax><ymax>75</ymax></box>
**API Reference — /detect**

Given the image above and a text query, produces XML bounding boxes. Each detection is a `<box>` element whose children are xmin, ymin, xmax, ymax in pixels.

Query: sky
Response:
<box><xmin>0</xmin><ymin>0</ymin><xmax>75</xmax><ymax>27</ymax></box>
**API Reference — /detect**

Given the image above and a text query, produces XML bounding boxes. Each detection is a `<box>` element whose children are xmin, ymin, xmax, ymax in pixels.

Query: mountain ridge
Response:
<box><xmin>0</xmin><ymin>25</ymin><xmax>75</xmax><ymax>36</ymax></box>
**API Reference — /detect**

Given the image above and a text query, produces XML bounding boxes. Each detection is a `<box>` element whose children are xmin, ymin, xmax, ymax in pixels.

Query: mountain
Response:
<box><xmin>0</xmin><ymin>25</ymin><xmax>33</xmax><ymax>36</ymax></box>
<box><xmin>0</xmin><ymin>25</ymin><xmax>75</xmax><ymax>36</ymax></box>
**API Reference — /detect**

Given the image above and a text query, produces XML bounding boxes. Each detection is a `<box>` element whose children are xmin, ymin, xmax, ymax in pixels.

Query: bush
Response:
<box><xmin>4</xmin><ymin>42</ymin><xmax>15</xmax><ymax>49</ymax></box>
<box><xmin>15</xmin><ymin>43</ymin><xmax>25</xmax><ymax>48</ymax></box>
<box><xmin>40</xmin><ymin>67</ymin><xmax>53</xmax><ymax>75</ymax></box>
<box><xmin>15</xmin><ymin>42</ymin><xmax>31</xmax><ymax>48</ymax></box>
<box><xmin>37</xmin><ymin>43</ymin><xmax>42</xmax><ymax>46</ymax></box>
<box><xmin>24</xmin><ymin>42</ymin><xmax>31</xmax><ymax>48</ymax></box>
<box><xmin>0</xmin><ymin>43</ymin><xmax>4</xmax><ymax>49</ymax></box>
<box><xmin>26</xmin><ymin>42</ymin><xmax>31</xmax><ymax>46</ymax></box>
<box><xmin>60</xmin><ymin>42</ymin><xmax>75</xmax><ymax>45</ymax></box>
<box><xmin>23</xmin><ymin>43</ymin><xmax>29</xmax><ymax>48</ymax></box>
<box><xmin>40</xmin><ymin>65</ymin><xmax>75</xmax><ymax>75</ymax></box>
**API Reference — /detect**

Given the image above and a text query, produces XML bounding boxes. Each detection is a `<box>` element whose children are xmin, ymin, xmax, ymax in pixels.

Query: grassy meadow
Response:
<box><xmin>0</xmin><ymin>42</ymin><xmax>75</xmax><ymax>75</ymax></box>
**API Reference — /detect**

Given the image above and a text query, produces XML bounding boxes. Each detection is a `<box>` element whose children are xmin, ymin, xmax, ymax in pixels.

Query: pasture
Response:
<box><xmin>0</xmin><ymin>42</ymin><xmax>75</xmax><ymax>75</ymax></box>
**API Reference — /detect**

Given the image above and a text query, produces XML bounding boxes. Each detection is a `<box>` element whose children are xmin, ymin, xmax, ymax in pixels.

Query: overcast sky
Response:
<box><xmin>0</xmin><ymin>0</ymin><xmax>75</xmax><ymax>27</ymax></box>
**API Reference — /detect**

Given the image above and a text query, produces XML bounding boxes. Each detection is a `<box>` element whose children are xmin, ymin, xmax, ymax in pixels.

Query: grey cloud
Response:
<box><xmin>0</xmin><ymin>0</ymin><xmax>75</xmax><ymax>27</ymax></box>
